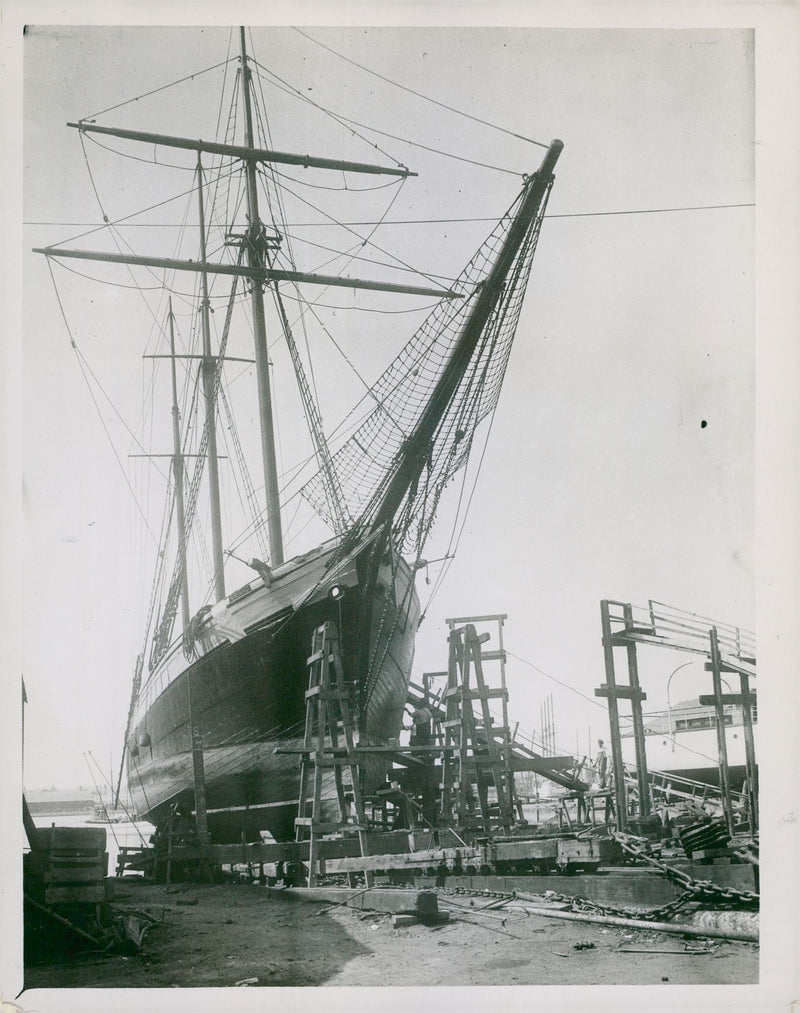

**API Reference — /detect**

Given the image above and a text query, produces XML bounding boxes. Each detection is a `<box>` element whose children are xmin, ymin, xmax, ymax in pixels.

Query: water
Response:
<box><xmin>31</xmin><ymin>812</ymin><xmax>156</xmax><ymax>877</ymax></box>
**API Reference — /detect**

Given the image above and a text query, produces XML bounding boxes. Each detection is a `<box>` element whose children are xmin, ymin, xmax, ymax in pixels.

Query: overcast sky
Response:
<box><xmin>14</xmin><ymin>22</ymin><xmax>760</xmax><ymax>790</ymax></box>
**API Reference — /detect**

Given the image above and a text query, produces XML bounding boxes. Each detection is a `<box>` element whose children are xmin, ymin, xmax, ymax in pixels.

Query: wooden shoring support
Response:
<box><xmin>463</xmin><ymin>625</ymin><xmax>516</xmax><ymax>829</ymax></box>
<box><xmin>439</xmin><ymin>628</ymin><xmax>480</xmax><ymax>828</ymax></box>
<box><xmin>439</xmin><ymin>628</ymin><xmax>467</xmax><ymax>826</ymax></box>
<box><xmin>738</xmin><ymin>672</ymin><xmax>759</xmax><ymax>831</ymax></box>
<box><xmin>597</xmin><ymin>601</ymin><xmax>642</xmax><ymax>830</ymax></box>
<box><xmin>707</xmin><ymin>628</ymin><xmax>736</xmax><ymax>835</ymax></box>
<box><xmin>459</xmin><ymin>629</ymin><xmax>492</xmax><ymax>830</ymax></box>
<box><xmin>295</xmin><ymin>622</ymin><xmax>372</xmax><ymax>888</ymax></box>
<box><xmin>438</xmin><ymin>620</ymin><xmax>517</xmax><ymax>833</ymax></box>
<box><xmin>698</xmin><ymin>677</ymin><xmax>758</xmax><ymax>831</ymax></box>
<box><xmin>621</xmin><ymin>604</ymin><xmax>652</xmax><ymax>817</ymax></box>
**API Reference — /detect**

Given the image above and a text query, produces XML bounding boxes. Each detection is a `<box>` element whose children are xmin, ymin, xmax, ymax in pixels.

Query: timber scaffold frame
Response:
<box><xmin>596</xmin><ymin>599</ymin><xmax>757</xmax><ymax>834</ymax></box>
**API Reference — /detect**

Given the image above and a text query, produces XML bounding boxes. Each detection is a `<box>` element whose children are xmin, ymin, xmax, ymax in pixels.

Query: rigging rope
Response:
<box><xmin>149</xmin><ymin>260</ymin><xmax>242</xmax><ymax>669</ymax></box>
<box><xmin>301</xmin><ymin>175</ymin><xmax>553</xmax><ymax>561</ymax></box>
<box><xmin>291</xmin><ymin>28</ymin><xmax>551</xmax><ymax>150</ymax></box>
<box><xmin>248</xmin><ymin>54</ymin><xmax>410</xmax><ymax>172</ymax></box>
<box><xmin>82</xmin><ymin>58</ymin><xmax>236</xmax><ymax>122</ymax></box>
<box><xmin>44</xmin><ymin>258</ymin><xmax>162</xmax><ymax>546</ymax></box>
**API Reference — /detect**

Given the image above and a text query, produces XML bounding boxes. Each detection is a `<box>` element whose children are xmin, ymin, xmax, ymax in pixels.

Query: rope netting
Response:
<box><xmin>300</xmin><ymin>175</ymin><xmax>553</xmax><ymax>554</ymax></box>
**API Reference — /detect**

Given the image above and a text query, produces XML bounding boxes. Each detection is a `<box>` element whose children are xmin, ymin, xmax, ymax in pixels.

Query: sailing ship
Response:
<box><xmin>35</xmin><ymin>28</ymin><xmax>562</xmax><ymax>843</ymax></box>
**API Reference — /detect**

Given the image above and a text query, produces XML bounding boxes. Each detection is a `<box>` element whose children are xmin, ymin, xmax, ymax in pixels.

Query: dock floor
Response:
<box><xmin>22</xmin><ymin>878</ymin><xmax>758</xmax><ymax>990</ymax></box>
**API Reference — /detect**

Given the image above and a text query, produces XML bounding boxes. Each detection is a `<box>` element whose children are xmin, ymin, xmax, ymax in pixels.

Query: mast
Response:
<box><xmin>168</xmin><ymin>298</ymin><xmax>192</xmax><ymax>632</ymax></box>
<box><xmin>239</xmin><ymin>26</ymin><xmax>284</xmax><ymax>566</ymax></box>
<box><xmin>196</xmin><ymin>155</ymin><xmax>226</xmax><ymax>599</ymax></box>
<box><xmin>369</xmin><ymin>139</ymin><xmax>563</xmax><ymax>537</ymax></box>
<box><xmin>353</xmin><ymin>140</ymin><xmax>562</xmax><ymax>694</ymax></box>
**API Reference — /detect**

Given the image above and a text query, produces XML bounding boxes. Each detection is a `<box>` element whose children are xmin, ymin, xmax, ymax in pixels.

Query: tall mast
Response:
<box><xmin>196</xmin><ymin>154</ymin><xmax>226</xmax><ymax>599</ymax></box>
<box><xmin>239</xmin><ymin>26</ymin><xmax>284</xmax><ymax>566</ymax></box>
<box><xmin>369</xmin><ymin>140</ymin><xmax>563</xmax><ymax>537</ymax></box>
<box><xmin>168</xmin><ymin>298</ymin><xmax>191</xmax><ymax>632</ymax></box>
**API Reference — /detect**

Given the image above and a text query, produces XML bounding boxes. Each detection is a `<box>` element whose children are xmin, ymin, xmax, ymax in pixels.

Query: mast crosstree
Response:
<box><xmin>34</xmin><ymin>27</ymin><xmax>455</xmax><ymax>591</ymax></box>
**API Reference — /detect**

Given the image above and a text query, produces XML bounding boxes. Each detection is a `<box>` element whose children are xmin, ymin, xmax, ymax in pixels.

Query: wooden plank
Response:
<box><xmin>322</xmin><ymin>845</ymin><xmax>483</xmax><ymax>874</ymax></box>
<box><xmin>594</xmin><ymin>684</ymin><xmax>647</xmax><ymax>701</ymax></box>
<box><xmin>44</xmin><ymin>883</ymin><xmax>107</xmax><ymax>904</ymax></box>
<box><xmin>691</xmin><ymin>847</ymin><xmax>736</xmax><ymax>861</ymax></box>
<box><xmin>480</xmin><ymin>650</ymin><xmax>507</xmax><ymax>662</ymax></box>
<box><xmin>446</xmin><ymin>613</ymin><xmax>508</xmax><ymax>625</ymax></box>
<box><xmin>32</xmin><ymin>827</ymin><xmax>106</xmax><ymax>851</ymax></box>
<box><xmin>510</xmin><ymin>756</ymin><xmax>574</xmax><ymax>773</ymax></box>
<box><xmin>41</xmin><ymin>865</ymin><xmax>108</xmax><ymax>884</ymax></box>
<box><xmin>443</xmin><ymin>687</ymin><xmax>507</xmax><ymax>700</ymax></box>
<box><xmin>495</xmin><ymin>840</ymin><xmax>559</xmax><ymax>861</ymax></box>
<box><xmin>698</xmin><ymin>693</ymin><xmax>754</xmax><ymax>706</ymax></box>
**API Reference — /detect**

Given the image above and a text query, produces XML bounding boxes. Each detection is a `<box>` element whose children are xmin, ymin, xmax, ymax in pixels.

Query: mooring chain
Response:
<box><xmin>436</xmin><ymin>829</ymin><xmax>759</xmax><ymax>924</ymax></box>
<box><xmin>545</xmin><ymin>884</ymin><xmax>709</xmax><ymax>923</ymax></box>
<box><xmin>610</xmin><ymin>831</ymin><xmax>759</xmax><ymax>909</ymax></box>
<box><xmin>438</xmin><ymin>883</ymin><xmax>692</xmax><ymax>923</ymax></box>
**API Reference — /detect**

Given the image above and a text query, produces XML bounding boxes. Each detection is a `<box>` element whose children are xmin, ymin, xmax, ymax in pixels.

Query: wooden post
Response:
<box><xmin>295</xmin><ymin>623</ymin><xmax>372</xmax><ymax>888</ymax></box>
<box><xmin>622</xmin><ymin>604</ymin><xmax>651</xmax><ymax>818</ymax></box>
<box><xmin>738</xmin><ymin>673</ymin><xmax>758</xmax><ymax>831</ymax></box>
<box><xmin>191</xmin><ymin>726</ymin><xmax>210</xmax><ymax>847</ymax></box>
<box><xmin>597</xmin><ymin>601</ymin><xmax>628</xmax><ymax>830</ymax></box>
<box><xmin>708</xmin><ymin>628</ymin><xmax>735</xmax><ymax>835</ymax></box>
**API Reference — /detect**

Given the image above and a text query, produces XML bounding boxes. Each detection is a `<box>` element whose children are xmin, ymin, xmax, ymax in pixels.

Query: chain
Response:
<box><xmin>610</xmin><ymin>831</ymin><xmax>759</xmax><ymax>909</ymax></box>
<box><xmin>435</xmin><ymin>829</ymin><xmax>758</xmax><ymax>924</ymax></box>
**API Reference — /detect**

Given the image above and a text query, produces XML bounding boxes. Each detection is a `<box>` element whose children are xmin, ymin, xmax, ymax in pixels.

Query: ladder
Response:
<box><xmin>640</xmin><ymin>765</ymin><xmax>745</xmax><ymax>810</ymax></box>
<box><xmin>294</xmin><ymin>622</ymin><xmax>372</xmax><ymax>887</ymax></box>
<box><xmin>438</xmin><ymin>622</ymin><xmax>517</xmax><ymax>833</ymax></box>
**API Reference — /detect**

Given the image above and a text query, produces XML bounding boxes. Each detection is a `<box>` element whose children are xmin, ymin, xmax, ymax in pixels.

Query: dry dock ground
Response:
<box><xmin>23</xmin><ymin>879</ymin><xmax>758</xmax><ymax>990</ymax></box>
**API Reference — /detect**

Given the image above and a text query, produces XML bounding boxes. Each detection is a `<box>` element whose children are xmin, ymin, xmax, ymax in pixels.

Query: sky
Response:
<box><xmin>15</xmin><ymin>23</ymin><xmax>759</xmax><ymax>790</ymax></box>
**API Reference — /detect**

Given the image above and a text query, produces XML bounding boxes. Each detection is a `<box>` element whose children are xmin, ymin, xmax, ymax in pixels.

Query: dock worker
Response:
<box><xmin>595</xmin><ymin>739</ymin><xmax>609</xmax><ymax>790</ymax></box>
<box><xmin>409</xmin><ymin>703</ymin><xmax>433</xmax><ymax>748</ymax></box>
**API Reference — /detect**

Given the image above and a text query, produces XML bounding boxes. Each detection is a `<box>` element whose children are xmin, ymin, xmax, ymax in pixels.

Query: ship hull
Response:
<box><xmin>127</xmin><ymin>539</ymin><xmax>420</xmax><ymax>842</ymax></box>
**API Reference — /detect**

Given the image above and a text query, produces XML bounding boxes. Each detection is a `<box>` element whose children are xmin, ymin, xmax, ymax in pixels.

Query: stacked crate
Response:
<box><xmin>26</xmin><ymin>826</ymin><xmax>108</xmax><ymax>905</ymax></box>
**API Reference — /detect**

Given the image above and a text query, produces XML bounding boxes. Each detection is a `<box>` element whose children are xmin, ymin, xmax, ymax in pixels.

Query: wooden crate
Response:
<box><xmin>44</xmin><ymin>883</ymin><xmax>107</xmax><ymax>905</ymax></box>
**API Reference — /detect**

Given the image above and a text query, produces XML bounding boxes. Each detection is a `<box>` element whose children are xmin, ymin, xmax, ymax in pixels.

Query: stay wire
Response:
<box><xmin>44</xmin><ymin>161</ymin><xmax>242</xmax><ymax>252</ymax></box>
<box><xmin>83</xmin><ymin>130</ymin><xmax>209</xmax><ymax>171</ymax></box>
<box><xmin>278</xmin><ymin>289</ymin><xmax>440</xmax><ymax>316</ymax></box>
<box><xmin>315</xmin><ymin>113</ymin><xmax>524</xmax><ymax>177</ymax></box>
<box><xmin>506</xmin><ymin>650</ymin><xmax>609</xmax><ymax>711</ymax></box>
<box><xmin>248</xmin><ymin>53</ymin><xmax>410</xmax><ymax>172</ymax></box>
<box><xmin>249</xmin><ymin>55</ymin><xmax>326</xmax><ymax>417</ymax></box>
<box><xmin>269</xmin><ymin>169</ymin><xmax>448</xmax><ymax>294</ymax></box>
<box><xmin>45</xmin><ymin>258</ymin><xmax>162</xmax><ymax>547</ymax></box>
<box><xmin>81</xmin><ymin>58</ymin><xmax>237</xmax><ymax>122</ymax></box>
<box><xmin>251</xmin><ymin>53</ymin><xmax>519</xmax><ymax>177</ymax></box>
<box><xmin>292</xmin><ymin>27</ymin><xmax>550</xmax><ymax>150</ymax></box>
<box><xmin>27</xmin><ymin>203</ymin><xmax>756</xmax><ymax>233</ymax></box>
<box><xmin>279</xmin><ymin>229</ymin><xmax>458</xmax><ymax>286</ymax></box>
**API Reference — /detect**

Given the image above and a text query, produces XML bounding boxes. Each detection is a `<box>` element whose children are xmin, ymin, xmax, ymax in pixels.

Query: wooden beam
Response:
<box><xmin>594</xmin><ymin>684</ymin><xmax>647</xmax><ymax>702</ymax></box>
<box><xmin>33</xmin><ymin>246</ymin><xmax>461</xmax><ymax>299</ymax></box>
<box><xmin>69</xmin><ymin>121</ymin><xmax>417</xmax><ymax>177</ymax></box>
<box><xmin>698</xmin><ymin>693</ymin><xmax>756</xmax><ymax>707</ymax></box>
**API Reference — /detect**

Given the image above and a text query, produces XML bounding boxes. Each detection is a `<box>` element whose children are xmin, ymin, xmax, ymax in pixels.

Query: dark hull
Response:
<box><xmin>127</xmin><ymin>544</ymin><xmax>419</xmax><ymax>842</ymax></box>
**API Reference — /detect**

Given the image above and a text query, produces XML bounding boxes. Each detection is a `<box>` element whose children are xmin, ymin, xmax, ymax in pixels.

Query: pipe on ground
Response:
<box><xmin>511</xmin><ymin>892</ymin><xmax>758</xmax><ymax>943</ymax></box>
